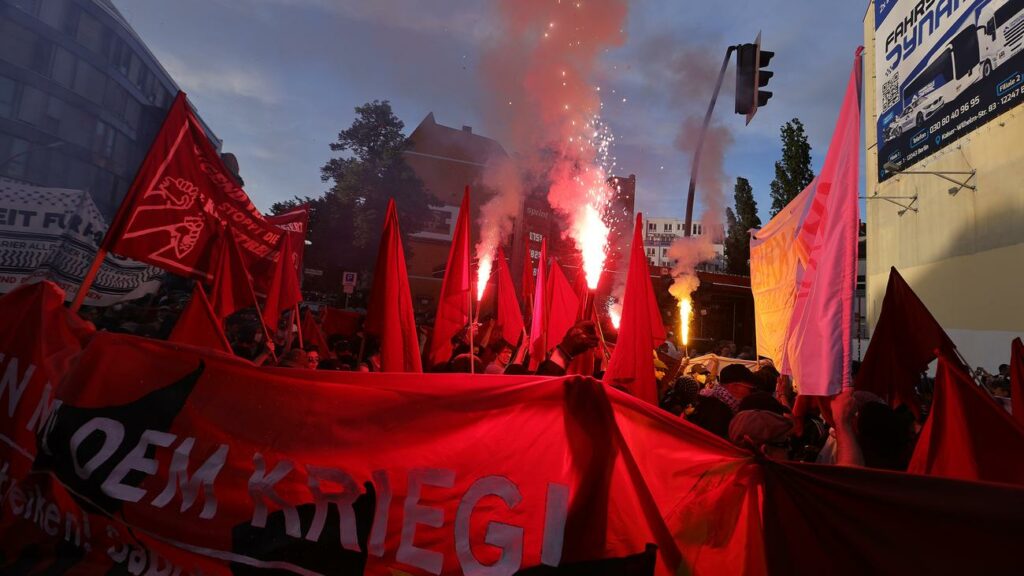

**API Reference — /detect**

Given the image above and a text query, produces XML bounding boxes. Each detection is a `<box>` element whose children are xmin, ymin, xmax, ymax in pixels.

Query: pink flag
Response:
<box><xmin>781</xmin><ymin>48</ymin><xmax>863</xmax><ymax>396</ymax></box>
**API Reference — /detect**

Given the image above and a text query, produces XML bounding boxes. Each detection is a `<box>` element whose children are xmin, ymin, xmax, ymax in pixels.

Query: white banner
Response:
<box><xmin>0</xmin><ymin>178</ymin><xmax>162</xmax><ymax>306</ymax></box>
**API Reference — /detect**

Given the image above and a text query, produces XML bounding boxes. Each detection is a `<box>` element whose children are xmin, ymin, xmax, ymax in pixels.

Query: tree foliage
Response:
<box><xmin>769</xmin><ymin>118</ymin><xmax>814</xmax><ymax>217</ymax></box>
<box><xmin>272</xmin><ymin>100</ymin><xmax>436</xmax><ymax>290</ymax></box>
<box><xmin>724</xmin><ymin>177</ymin><xmax>761</xmax><ymax>275</ymax></box>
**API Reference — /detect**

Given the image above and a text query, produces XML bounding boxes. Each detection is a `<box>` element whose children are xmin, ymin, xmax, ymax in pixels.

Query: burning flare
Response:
<box><xmin>476</xmin><ymin>254</ymin><xmax>493</xmax><ymax>302</ymax></box>
<box><xmin>608</xmin><ymin>302</ymin><xmax>622</xmax><ymax>330</ymax></box>
<box><xmin>678</xmin><ymin>297</ymin><xmax>693</xmax><ymax>347</ymax></box>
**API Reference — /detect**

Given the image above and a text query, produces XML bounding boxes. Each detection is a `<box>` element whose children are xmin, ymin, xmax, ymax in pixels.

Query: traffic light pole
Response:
<box><xmin>684</xmin><ymin>45</ymin><xmax>737</xmax><ymax>238</ymax></box>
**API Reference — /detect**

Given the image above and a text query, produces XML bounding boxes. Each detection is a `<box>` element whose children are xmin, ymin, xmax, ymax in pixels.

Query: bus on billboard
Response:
<box><xmin>875</xmin><ymin>0</ymin><xmax>1024</xmax><ymax>181</ymax></box>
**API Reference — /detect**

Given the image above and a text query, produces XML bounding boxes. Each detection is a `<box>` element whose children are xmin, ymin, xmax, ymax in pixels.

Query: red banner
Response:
<box><xmin>5</xmin><ymin>283</ymin><xmax>1024</xmax><ymax>575</ymax></box>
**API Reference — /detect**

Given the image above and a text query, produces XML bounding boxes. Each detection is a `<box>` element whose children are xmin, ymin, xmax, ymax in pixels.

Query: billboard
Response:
<box><xmin>875</xmin><ymin>0</ymin><xmax>1024</xmax><ymax>181</ymax></box>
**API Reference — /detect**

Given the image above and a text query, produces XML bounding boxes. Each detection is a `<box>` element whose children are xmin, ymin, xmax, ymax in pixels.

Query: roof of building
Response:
<box><xmin>406</xmin><ymin>113</ymin><xmax>508</xmax><ymax>166</ymax></box>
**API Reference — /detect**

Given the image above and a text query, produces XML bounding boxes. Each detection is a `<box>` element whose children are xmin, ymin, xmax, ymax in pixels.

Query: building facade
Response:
<box><xmin>0</xmin><ymin>0</ymin><xmax>215</xmax><ymax>218</ymax></box>
<box><xmin>865</xmin><ymin>0</ymin><xmax>1024</xmax><ymax>371</ymax></box>
<box><xmin>642</xmin><ymin>216</ymin><xmax>725</xmax><ymax>271</ymax></box>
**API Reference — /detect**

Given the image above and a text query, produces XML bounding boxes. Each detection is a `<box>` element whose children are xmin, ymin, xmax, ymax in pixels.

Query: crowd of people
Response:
<box><xmin>81</xmin><ymin>284</ymin><xmax>1015</xmax><ymax>476</ymax></box>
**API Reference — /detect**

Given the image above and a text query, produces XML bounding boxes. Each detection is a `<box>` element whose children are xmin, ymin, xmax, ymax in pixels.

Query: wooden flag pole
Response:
<box><xmin>294</xmin><ymin>304</ymin><xmax>304</xmax><ymax>349</ymax></box>
<box><xmin>70</xmin><ymin>247</ymin><xmax>108</xmax><ymax>312</ymax></box>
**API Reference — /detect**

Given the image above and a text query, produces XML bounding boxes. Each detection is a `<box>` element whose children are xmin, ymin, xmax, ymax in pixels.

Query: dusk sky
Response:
<box><xmin>115</xmin><ymin>0</ymin><xmax>869</xmax><ymax>223</ymax></box>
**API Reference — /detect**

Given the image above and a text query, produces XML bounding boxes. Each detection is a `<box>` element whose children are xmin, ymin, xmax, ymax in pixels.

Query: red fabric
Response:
<box><xmin>762</xmin><ymin>458</ymin><xmax>1024</xmax><ymax>575</ymax></box>
<box><xmin>207</xmin><ymin>230</ymin><xmax>256</xmax><ymax>319</ymax></box>
<box><xmin>855</xmin><ymin>266</ymin><xmax>958</xmax><ymax>412</ymax></box>
<box><xmin>266</xmin><ymin>204</ymin><xmax>309</xmax><ymax>274</ymax></box>
<box><xmin>907</xmin><ymin>354</ymin><xmax>1024</xmax><ymax>485</ymax></box>
<box><xmin>428</xmin><ymin>188</ymin><xmax>472</xmax><ymax>369</ymax></box>
<box><xmin>105</xmin><ymin>92</ymin><xmax>284</xmax><ymax>288</ymax></box>
<box><xmin>321</xmin><ymin>306</ymin><xmax>362</xmax><ymax>337</ymax></box>
<box><xmin>9</xmin><ymin>329</ymin><xmax>765</xmax><ymax>575</ymax></box>
<box><xmin>528</xmin><ymin>239</ymin><xmax>548</xmax><ymax>370</ymax></box>
<box><xmin>521</xmin><ymin>232</ymin><xmax>534</xmax><ymax>321</ymax></box>
<box><xmin>604</xmin><ymin>215</ymin><xmax>666</xmax><ymax>404</ymax></box>
<box><xmin>365</xmin><ymin>198</ymin><xmax>423</xmax><ymax>373</ymax></box>
<box><xmin>169</xmin><ymin>284</ymin><xmax>233</xmax><ymax>354</ymax></box>
<box><xmin>1012</xmin><ymin>337</ymin><xmax>1024</xmax><ymax>426</ymax></box>
<box><xmin>259</xmin><ymin>231</ymin><xmax>303</xmax><ymax>329</ymax></box>
<box><xmin>546</xmin><ymin>258</ymin><xmax>580</xmax><ymax>356</ymax></box>
<box><xmin>494</xmin><ymin>246</ymin><xmax>524</xmax><ymax>347</ymax></box>
<box><xmin>301</xmin><ymin>309</ymin><xmax>330</xmax><ymax>359</ymax></box>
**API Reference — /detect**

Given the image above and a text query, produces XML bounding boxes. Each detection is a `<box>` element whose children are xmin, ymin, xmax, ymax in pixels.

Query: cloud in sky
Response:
<box><xmin>116</xmin><ymin>0</ymin><xmax>868</xmax><ymax>221</ymax></box>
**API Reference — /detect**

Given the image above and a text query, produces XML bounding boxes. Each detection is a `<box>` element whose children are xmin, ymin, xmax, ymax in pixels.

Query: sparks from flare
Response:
<box><xmin>608</xmin><ymin>302</ymin><xmax>622</xmax><ymax>330</ymax></box>
<box><xmin>476</xmin><ymin>257</ymin><xmax>492</xmax><ymax>302</ymax></box>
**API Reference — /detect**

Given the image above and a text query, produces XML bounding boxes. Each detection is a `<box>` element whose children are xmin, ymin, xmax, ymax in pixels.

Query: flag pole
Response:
<box><xmin>294</xmin><ymin>304</ymin><xmax>304</xmax><ymax>348</ymax></box>
<box><xmin>70</xmin><ymin>248</ymin><xmax>107</xmax><ymax>312</ymax></box>
<box><xmin>467</xmin><ymin>184</ymin><xmax>475</xmax><ymax>375</ymax></box>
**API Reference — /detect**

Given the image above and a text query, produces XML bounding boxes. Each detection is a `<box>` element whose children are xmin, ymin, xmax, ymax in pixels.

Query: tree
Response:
<box><xmin>724</xmin><ymin>177</ymin><xmax>761</xmax><ymax>275</ymax></box>
<box><xmin>276</xmin><ymin>101</ymin><xmax>437</xmax><ymax>291</ymax></box>
<box><xmin>769</xmin><ymin>118</ymin><xmax>814</xmax><ymax>217</ymax></box>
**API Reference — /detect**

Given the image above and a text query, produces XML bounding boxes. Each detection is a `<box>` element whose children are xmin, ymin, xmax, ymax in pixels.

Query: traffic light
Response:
<box><xmin>735</xmin><ymin>32</ymin><xmax>774</xmax><ymax>124</ymax></box>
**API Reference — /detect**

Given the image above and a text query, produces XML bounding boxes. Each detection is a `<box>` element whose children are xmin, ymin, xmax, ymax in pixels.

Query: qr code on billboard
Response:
<box><xmin>882</xmin><ymin>74</ymin><xmax>900</xmax><ymax>111</ymax></box>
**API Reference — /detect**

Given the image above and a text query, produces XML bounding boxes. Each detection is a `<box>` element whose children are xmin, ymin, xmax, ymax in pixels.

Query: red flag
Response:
<box><xmin>428</xmin><ymin>187</ymin><xmax>471</xmax><ymax>369</ymax></box>
<box><xmin>365</xmin><ymin>199</ymin><xmax>422</xmax><ymax>373</ymax></box>
<box><xmin>1012</xmin><ymin>338</ymin><xmax>1024</xmax><ymax>426</ymax></box>
<box><xmin>169</xmin><ymin>284</ymin><xmax>233</xmax><ymax>354</ymax></box>
<box><xmin>546</xmin><ymin>259</ymin><xmax>580</xmax><ymax>356</ymax></box>
<box><xmin>266</xmin><ymin>204</ymin><xmax>309</xmax><ymax>273</ymax></box>
<box><xmin>494</xmin><ymin>246</ymin><xmax>524</xmax><ymax>347</ymax></box>
<box><xmin>301</xmin><ymin>309</ymin><xmax>330</xmax><ymax>359</ymax></box>
<box><xmin>528</xmin><ymin>239</ymin><xmax>548</xmax><ymax>371</ymax></box>
<box><xmin>907</xmin><ymin>353</ymin><xmax>1024</xmax><ymax>485</ymax></box>
<box><xmin>105</xmin><ymin>92</ymin><xmax>285</xmax><ymax>287</ymax></box>
<box><xmin>604</xmin><ymin>214</ymin><xmax>666</xmax><ymax>404</ymax></box>
<box><xmin>521</xmin><ymin>232</ymin><xmax>534</xmax><ymax>320</ymax></box>
<box><xmin>259</xmin><ymin>231</ymin><xmax>303</xmax><ymax>329</ymax></box>
<box><xmin>321</xmin><ymin>307</ymin><xmax>362</xmax><ymax>337</ymax></box>
<box><xmin>207</xmin><ymin>230</ymin><xmax>256</xmax><ymax>319</ymax></box>
<box><xmin>855</xmin><ymin>267</ymin><xmax>958</xmax><ymax>412</ymax></box>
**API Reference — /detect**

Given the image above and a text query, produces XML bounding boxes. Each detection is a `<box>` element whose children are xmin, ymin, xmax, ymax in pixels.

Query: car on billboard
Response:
<box><xmin>884</xmin><ymin>25</ymin><xmax>983</xmax><ymax>141</ymax></box>
<box><xmin>977</xmin><ymin>0</ymin><xmax>1024</xmax><ymax>75</ymax></box>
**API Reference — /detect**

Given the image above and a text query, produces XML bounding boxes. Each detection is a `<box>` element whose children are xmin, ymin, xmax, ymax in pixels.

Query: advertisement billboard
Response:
<box><xmin>875</xmin><ymin>0</ymin><xmax>1024</xmax><ymax>181</ymax></box>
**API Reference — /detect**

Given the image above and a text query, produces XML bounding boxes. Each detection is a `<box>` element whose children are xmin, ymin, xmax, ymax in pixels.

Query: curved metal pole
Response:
<box><xmin>684</xmin><ymin>45</ymin><xmax>736</xmax><ymax>238</ymax></box>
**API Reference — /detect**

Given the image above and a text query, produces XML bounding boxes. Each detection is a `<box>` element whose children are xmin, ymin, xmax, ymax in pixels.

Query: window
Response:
<box><xmin>103</xmin><ymin>78</ymin><xmax>127</xmax><ymax>116</ymax></box>
<box><xmin>73</xmin><ymin>59</ymin><xmax>104</xmax><ymax>104</ymax></box>
<box><xmin>647</xmin><ymin>222</ymin><xmax>655</xmax><ymax>231</ymax></box>
<box><xmin>0</xmin><ymin>76</ymin><xmax>16</xmax><ymax>118</ymax></box>
<box><xmin>37</xmin><ymin>0</ymin><xmax>66</xmax><ymax>29</ymax></box>
<box><xmin>110</xmin><ymin>37</ymin><xmax>132</xmax><ymax>76</ymax></box>
<box><xmin>59</xmin><ymin>104</ymin><xmax>94</xmax><ymax>148</ymax></box>
<box><xmin>662</xmin><ymin>248</ymin><xmax>668</xmax><ymax>256</ymax></box>
<box><xmin>124</xmin><ymin>97</ymin><xmax>140</xmax><ymax>130</ymax></box>
<box><xmin>5</xmin><ymin>0</ymin><xmax>39</xmax><ymax>15</ymax></box>
<box><xmin>128</xmin><ymin>53</ymin><xmax>141</xmax><ymax>86</ymax></box>
<box><xmin>0</xmin><ymin>135</ymin><xmax>31</xmax><ymax>178</ymax></box>
<box><xmin>676</xmin><ymin>223</ymin><xmax>681</xmax><ymax>230</ymax></box>
<box><xmin>75</xmin><ymin>10</ymin><xmax>106</xmax><ymax>54</ymax></box>
<box><xmin>42</xmin><ymin>96</ymin><xmax>62</xmax><ymax>132</ymax></box>
<box><xmin>94</xmin><ymin>120</ymin><xmax>116</xmax><ymax>158</ymax></box>
<box><xmin>16</xmin><ymin>84</ymin><xmax>45</xmax><ymax>125</ymax></box>
<box><xmin>663</xmin><ymin>223</ymin><xmax>671</xmax><ymax>231</ymax></box>
<box><xmin>0</xmin><ymin>20</ymin><xmax>53</xmax><ymax>75</ymax></box>
<box><xmin>51</xmin><ymin>46</ymin><xmax>75</xmax><ymax>87</ymax></box>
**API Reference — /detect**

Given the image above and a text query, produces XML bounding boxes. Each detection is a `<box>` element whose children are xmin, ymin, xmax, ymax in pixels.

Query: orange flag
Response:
<box><xmin>428</xmin><ymin>188</ymin><xmax>471</xmax><ymax>369</ymax></box>
<box><xmin>494</xmin><ymin>247</ymin><xmax>524</xmax><ymax>347</ymax></box>
<box><xmin>366</xmin><ymin>199</ymin><xmax>423</xmax><ymax>372</ymax></box>
<box><xmin>604</xmin><ymin>214</ymin><xmax>666</xmax><ymax>404</ymax></box>
<box><xmin>169</xmin><ymin>284</ymin><xmax>233</xmax><ymax>354</ymax></box>
<box><xmin>528</xmin><ymin>239</ymin><xmax>548</xmax><ymax>371</ymax></box>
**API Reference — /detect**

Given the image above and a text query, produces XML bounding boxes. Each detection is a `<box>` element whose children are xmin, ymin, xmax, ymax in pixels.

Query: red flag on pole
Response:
<box><xmin>521</xmin><ymin>232</ymin><xmax>534</xmax><ymax>320</ymax></box>
<box><xmin>1012</xmin><ymin>338</ymin><xmax>1024</xmax><ymax>426</ymax></box>
<box><xmin>260</xmin><ymin>232</ymin><xmax>302</xmax><ymax>330</ymax></box>
<box><xmin>266</xmin><ymin>204</ymin><xmax>309</xmax><ymax>274</ymax></box>
<box><xmin>169</xmin><ymin>284</ymin><xmax>233</xmax><ymax>355</ymax></box>
<box><xmin>855</xmin><ymin>267</ymin><xmax>958</xmax><ymax>413</ymax></box>
<box><xmin>427</xmin><ymin>188</ymin><xmax>471</xmax><ymax>369</ymax></box>
<box><xmin>366</xmin><ymin>199</ymin><xmax>423</xmax><ymax>373</ymax></box>
<box><xmin>207</xmin><ymin>231</ymin><xmax>256</xmax><ymax>319</ymax></box>
<box><xmin>907</xmin><ymin>353</ymin><xmax>1024</xmax><ymax>485</ymax></box>
<box><xmin>546</xmin><ymin>259</ymin><xmax>580</xmax><ymax>357</ymax></box>
<box><xmin>301</xmin><ymin>308</ymin><xmax>330</xmax><ymax>359</ymax></box>
<box><xmin>494</xmin><ymin>247</ymin><xmax>524</xmax><ymax>347</ymax></box>
<box><xmin>528</xmin><ymin>239</ymin><xmax>548</xmax><ymax>371</ymax></box>
<box><xmin>102</xmin><ymin>92</ymin><xmax>285</xmax><ymax>286</ymax></box>
<box><xmin>604</xmin><ymin>214</ymin><xmax>666</xmax><ymax>404</ymax></box>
